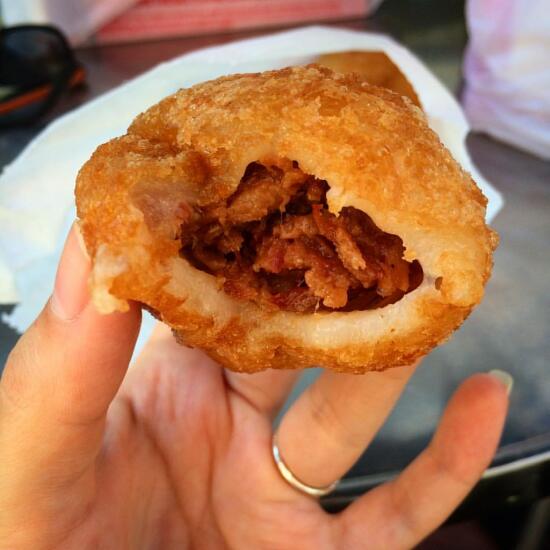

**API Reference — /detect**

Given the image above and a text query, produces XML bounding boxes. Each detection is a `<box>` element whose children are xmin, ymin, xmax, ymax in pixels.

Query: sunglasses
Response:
<box><xmin>0</xmin><ymin>25</ymin><xmax>86</xmax><ymax>127</ymax></box>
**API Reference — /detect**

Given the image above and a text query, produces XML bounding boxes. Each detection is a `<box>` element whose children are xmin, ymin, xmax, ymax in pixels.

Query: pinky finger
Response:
<box><xmin>338</xmin><ymin>372</ymin><xmax>511</xmax><ymax>550</ymax></box>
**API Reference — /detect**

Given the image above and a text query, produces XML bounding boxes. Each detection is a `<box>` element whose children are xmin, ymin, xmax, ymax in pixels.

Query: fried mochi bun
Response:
<box><xmin>76</xmin><ymin>65</ymin><xmax>497</xmax><ymax>373</ymax></box>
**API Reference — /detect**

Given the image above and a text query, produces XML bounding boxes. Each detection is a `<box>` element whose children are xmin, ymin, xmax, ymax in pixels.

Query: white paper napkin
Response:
<box><xmin>0</xmin><ymin>26</ymin><xmax>504</xmax><ymax>353</ymax></box>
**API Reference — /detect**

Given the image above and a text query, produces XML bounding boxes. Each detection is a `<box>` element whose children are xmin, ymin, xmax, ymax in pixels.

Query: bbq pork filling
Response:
<box><xmin>180</xmin><ymin>159</ymin><xmax>423</xmax><ymax>313</ymax></box>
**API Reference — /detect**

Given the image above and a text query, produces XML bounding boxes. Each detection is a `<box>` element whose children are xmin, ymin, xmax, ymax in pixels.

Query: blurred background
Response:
<box><xmin>1</xmin><ymin>1</ymin><xmax>549</xmax><ymax>548</ymax></box>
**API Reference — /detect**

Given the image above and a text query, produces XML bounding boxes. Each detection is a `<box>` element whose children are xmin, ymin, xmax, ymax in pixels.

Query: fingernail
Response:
<box><xmin>74</xmin><ymin>221</ymin><xmax>91</xmax><ymax>260</ymax></box>
<box><xmin>488</xmin><ymin>369</ymin><xmax>514</xmax><ymax>396</ymax></box>
<box><xmin>50</xmin><ymin>224</ymin><xmax>91</xmax><ymax>321</ymax></box>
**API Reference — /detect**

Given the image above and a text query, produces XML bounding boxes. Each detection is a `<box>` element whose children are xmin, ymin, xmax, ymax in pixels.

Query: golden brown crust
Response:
<box><xmin>316</xmin><ymin>51</ymin><xmax>422</xmax><ymax>108</ymax></box>
<box><xmin>75</xmin><ymin>65</ymin><xmax>497</xmax><ymax>373</ymax></box>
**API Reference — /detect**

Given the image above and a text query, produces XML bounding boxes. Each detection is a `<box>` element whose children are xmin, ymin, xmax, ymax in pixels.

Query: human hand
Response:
<box><xmin>0</xmin><ymin>225</ymin><xmax>510</xmax><ymax>549</ymax></box>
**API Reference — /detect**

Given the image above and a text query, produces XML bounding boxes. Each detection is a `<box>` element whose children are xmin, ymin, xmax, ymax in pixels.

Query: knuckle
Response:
<box><xmin>428</xmin><ymin>443</ymin><xmax>473</xmax><ymax>490</ymax></box>
<box><xmin>306</xmin><ymin>384</ymin><xmax>353</xmax><ymax>448</ymax></box>
<box><xmin>1</xmin><ymin>310</ymin><xmax>65</xmax><ymax>418</ymax></box>
<box><xmin>390</xmin><ymin>481</ymin><xmax>423</xmax><ymax>545</ymax></box>
<box><xmin>1</xmin><ymin>343</ymin><xmax>37</xmax><ymax>416</ymax></box>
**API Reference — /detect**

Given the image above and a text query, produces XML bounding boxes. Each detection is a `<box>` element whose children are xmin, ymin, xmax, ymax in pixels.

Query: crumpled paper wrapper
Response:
<box><xmin>0</xmin><ymin>26</ymin><xmax>504</xmax><ymax>352</ymax></box>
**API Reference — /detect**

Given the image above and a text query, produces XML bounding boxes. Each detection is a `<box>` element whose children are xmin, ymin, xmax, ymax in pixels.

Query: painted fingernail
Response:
<box><xmin>50</xmin><ymin>224</ymin><xmax>91</xmax><ymax>321</ymax></box>
<box><xmin>488</xmin><ymin>369</ymin><xmax>514</xmax><ymax>396</ymax></box>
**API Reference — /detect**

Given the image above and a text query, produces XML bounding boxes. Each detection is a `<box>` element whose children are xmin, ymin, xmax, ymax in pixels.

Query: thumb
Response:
<box><xmin>0</xmin><ymin>223</ymin><xmax>141</xmax><ymax>485</ymax></box>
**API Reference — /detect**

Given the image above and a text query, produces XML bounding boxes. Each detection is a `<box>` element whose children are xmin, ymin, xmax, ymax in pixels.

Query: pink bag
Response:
<box><xmin>463</xmin><ymin>0</ymin><xmax>550</xmax><ymax>159</ymax></box>
<box><xmin>0</xmin><ymin>1</ymin><xmax>383</xmax><ymax>46</ymax></box>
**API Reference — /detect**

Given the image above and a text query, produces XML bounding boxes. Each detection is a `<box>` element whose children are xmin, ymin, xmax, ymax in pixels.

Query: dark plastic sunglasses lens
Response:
<box><xmin>0</xmin><ymin>26</ymin><xmax>82</xmax><ymax>127</ymax></box>
<box><xmin>1</xmin><ymin>28</ymin><xmax>72</xmax><ymax>86</ymax></box>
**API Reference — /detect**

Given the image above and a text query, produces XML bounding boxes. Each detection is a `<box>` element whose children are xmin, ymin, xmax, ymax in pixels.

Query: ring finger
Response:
<box><xmin>275</xmin><ymin>363</ymin><xmax>418</xmax><ymax>490</ymax></box>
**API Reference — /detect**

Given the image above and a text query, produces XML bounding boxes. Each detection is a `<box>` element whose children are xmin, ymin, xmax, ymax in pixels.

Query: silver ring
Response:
<box><xmin>272</xmin><ymin>434</ymin><xmax>339</xmax><ymax>498</ymax></box>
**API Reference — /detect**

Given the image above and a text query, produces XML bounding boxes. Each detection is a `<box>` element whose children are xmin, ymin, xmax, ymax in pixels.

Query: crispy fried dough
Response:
<box><xmin>76</xmin><ymin>65</ymin><xmax>497</xmax><ymax>373</ymax></box>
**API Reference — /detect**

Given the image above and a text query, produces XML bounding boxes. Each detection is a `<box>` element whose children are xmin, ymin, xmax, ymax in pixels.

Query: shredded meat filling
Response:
<box><xmin>180</xmin><ymin>160</ymin><xmax>422</xmax><ymax>313</ymax></box>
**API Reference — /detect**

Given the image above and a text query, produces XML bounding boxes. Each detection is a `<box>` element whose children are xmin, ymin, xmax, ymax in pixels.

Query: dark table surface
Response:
<box><xmin>1</xmin><ymin>0</ymin><xmax>549</xmax><ymax>515</ymax></box>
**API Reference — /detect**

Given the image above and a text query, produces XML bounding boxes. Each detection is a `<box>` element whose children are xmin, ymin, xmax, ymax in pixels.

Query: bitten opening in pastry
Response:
<box><xmin>180</xmin><ymin>158</ymin><xmax>423</xmax><ymax>313</ymax></box>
